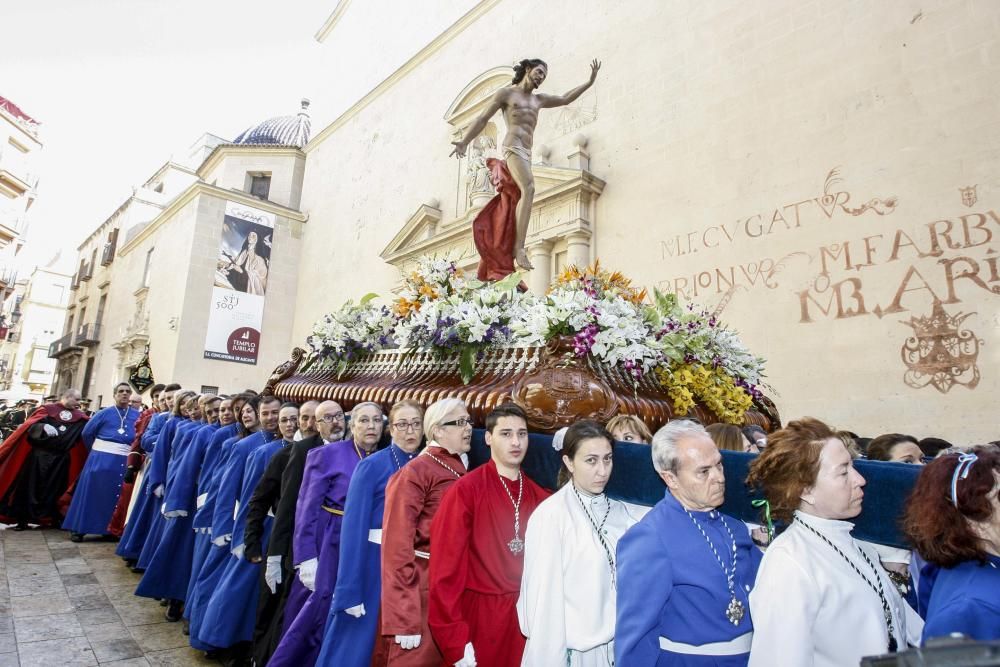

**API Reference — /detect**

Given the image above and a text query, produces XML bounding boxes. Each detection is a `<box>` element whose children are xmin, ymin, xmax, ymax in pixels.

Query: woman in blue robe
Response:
<box><xmin>184</xmin><ymin>426</ymin><xmax>250</xmax><ymax>651</ymax></box>
<box><xmin>316</xmin><ymin>400</ymin><xmax>423</xmax><ymax>667</ymax></box>
<box><xmin>183</xmin><ymin>398</ymin><xmax>242</xmax><ymax>618</ymax></box>
<box><xmin>63</xmin><ymin>382</ymin><xmax>140</xmax><ymax>540</ymax></box>
<box><xmin>136</xmin><ymin>396</ymin><xmax>223</xmax><ymax>608</ymax></box>
<box><xmin>135</xmin><ymin>407</ymin><xmax>201</xmax><ymax>569</ymax></box>
<box><xmin>118</xmin><ymin>391</ymin><xmax>195</xmax><ymax>563</ymax></box>
<box><xmin>197</xmin><ymin>396</ymin><xmax>284</xmax><ymax>651</ymax></box>
<box><xmin>188</xmin><ymin>396</ymin><xmax>257</xmax><ymax>651</ymax></box>
<box><xmin>115</xmin><ymin>405</ymin><xmax>171</xmax><ymax>560</ymax></box>
<box><xmin>198</xmin><ymin>436</ymin><xmax>284</xmax><ymax>649</ymax></box>
<box><xmin>903</xmin><ymin>447</ymin><xmax>1000</xmax><ymax>643</ymax></box>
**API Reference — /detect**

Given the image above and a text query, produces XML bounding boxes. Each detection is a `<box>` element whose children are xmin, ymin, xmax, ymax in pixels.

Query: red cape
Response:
<box><xmin>473</xmin><ymin>159</ymin><xmax>521</xmax><ymax>282</ymax></box>
<box><xmin>0</xmin><ymin>404</ymin><xmax>89</xmax><ymax>524</ymax></box>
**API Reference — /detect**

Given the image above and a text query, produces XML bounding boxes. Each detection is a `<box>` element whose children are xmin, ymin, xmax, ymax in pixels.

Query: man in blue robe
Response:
<box><xmin>316</xmin><ymin>408</ymin><xmax>421</xmax><ymax>667</ymax></box>
<box><xmin>245</xmin><ymin>401</ymin><xmax>319</xmax><ymax>666</ymax></box>
<box><xmin>616</xmin><ymin>420</ymin><xmax>763</xmax><ymax>666</ymax></box>
<box><xmin>134</xmin><ymin>394</ymin><xmax>203</xmax><ymax>570</ymax></box>
<box><xmin>136</xmin><ymin>394</ymin><xmax>224</xmax><ymax>620</ymax></box>
<box><xmin>62</xmin><ymin>382</ymin><xmax>140</xmax><ymax>541</ymax></box>
<box><xmin>196</xmin><ymin>396</ymin><xmax>283</xmax><ymax>660</ymax></box>
<box><xmin>250</xmin><ymin>400</ymin><xmax>344</xmax><ymax>665</ymax></box>
<box><xmin>117</xmin><ymin>387</ymin><xmax>191</xmax><ymax>566</ymax></box>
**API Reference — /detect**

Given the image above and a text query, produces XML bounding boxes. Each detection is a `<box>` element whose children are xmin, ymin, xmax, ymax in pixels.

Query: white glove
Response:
<box><xmin>42</xmin><ymin>424</ymin><xmax>58</xmax><ymax>437</ymax></box>
<box><xmin>394</xmin><ymin>634</ymin><xmax>421</xmax><ymax>650</ymax></box>
<box><xmin>345</xmin><ymin>604</ymin><xmax>366</xmax><ymax>618</ymax></box>
<box><xmin>455</xmin><ymin>642</ymin><xmax>476</xmax><ymax>667</ymax></box>
<box><xmin>152</xmin><ymin>484</ymin><xmax>165</xmax><ymax>498</ymax></box>
<box><xmin>264</xmin><ymin>556</ymin><xmax>283</xmax><ymax>594</ymax></box>
<box><xmin>212</xmin><ymin>534</ymin><xmax>231</xmax><ymax>547</ymax></box>
<box><xmin>296</xmin><ymin>557</ymin><xmax>318</xmax><ymax>591</ymax></box>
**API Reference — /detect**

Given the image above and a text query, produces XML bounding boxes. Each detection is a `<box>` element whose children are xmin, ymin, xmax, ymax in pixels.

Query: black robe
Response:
<box><xmin>0</xmin><ymin>404</ymin><xmax>88</xmax><ymax>525</ymax></box>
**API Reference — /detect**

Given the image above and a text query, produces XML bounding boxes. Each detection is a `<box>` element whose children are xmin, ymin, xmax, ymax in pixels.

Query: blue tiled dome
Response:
<box><xmin>233</xmin><ymin>99</ymin><xmax>311</xmax><ymax>147</ymax></box>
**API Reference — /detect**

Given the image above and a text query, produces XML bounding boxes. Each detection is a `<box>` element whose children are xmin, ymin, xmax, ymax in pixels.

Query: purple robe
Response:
<box><xmin>267</xmin><ymin>439</ymin><xmax>364</xmax><ymax>667</ymax></box>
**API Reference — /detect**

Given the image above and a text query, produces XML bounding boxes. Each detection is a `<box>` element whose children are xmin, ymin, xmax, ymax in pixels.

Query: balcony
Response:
<box><xmin>78</xmin><ymin>262</ymin><xmax>93</xmax><ymax>283</ymax></box>
<box><xmin>48</xmin><ymin>332</ymin><xmax>80</xmax><ymax>358</ymax></box>
<box><xmin>74</xmin><ymin>323</ymin><xmax>101</xmax><ymax>346</ymax></box>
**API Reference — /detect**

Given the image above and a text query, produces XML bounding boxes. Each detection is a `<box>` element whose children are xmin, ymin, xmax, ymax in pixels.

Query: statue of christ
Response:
<box><xmin>451</xmin><ymin>58</ymin><xmax>600</xmax><ymax>272</ymax></box>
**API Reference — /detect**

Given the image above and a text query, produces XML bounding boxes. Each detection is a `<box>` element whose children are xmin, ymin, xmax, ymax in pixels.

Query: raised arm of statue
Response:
<box><xmin>450</xmin><ymin>90</ymin><xmax>507</xmax><ymax>158</ymax></box>
<box><xmin>539</xmin><ymin>59</ymin><xmax>601</xmax><ymax>108</ymax></box>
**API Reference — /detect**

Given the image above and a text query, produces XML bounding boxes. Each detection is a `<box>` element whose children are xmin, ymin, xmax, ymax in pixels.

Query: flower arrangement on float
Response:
<box><xmin>307</xmin><ymin>256</ymin><xmax>768</xmax><ymax>423</ymax></box>
<box><xmin>306</xmin><ymin>293</ymin><xmax>397</xmax><ymax>376</ymax></box>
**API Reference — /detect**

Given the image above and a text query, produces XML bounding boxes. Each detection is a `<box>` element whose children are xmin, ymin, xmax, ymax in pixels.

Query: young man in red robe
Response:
<box><xmin>428</xmin><ymin>403</ymin><xmax>549</xmax><ymax>667</ymax></box>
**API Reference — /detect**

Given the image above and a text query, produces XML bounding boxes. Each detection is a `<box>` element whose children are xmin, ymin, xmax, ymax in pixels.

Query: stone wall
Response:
<box><xmin>294</xmin><ymin>0</ymin><xmax>1000</xmax><ymax>442</ymax></box>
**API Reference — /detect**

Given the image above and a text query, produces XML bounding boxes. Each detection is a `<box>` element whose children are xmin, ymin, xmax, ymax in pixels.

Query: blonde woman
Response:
<box><xmin>377</xmin><ymin>398</ymin><xmax>471</xmax><ymax>665</ymax></box>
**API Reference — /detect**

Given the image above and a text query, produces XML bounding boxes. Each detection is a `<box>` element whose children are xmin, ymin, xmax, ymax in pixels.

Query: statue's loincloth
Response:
<box><xmin>502</xmin><ymin>145</ymin><xmax>531</xmax><ymax>162</ymax></box>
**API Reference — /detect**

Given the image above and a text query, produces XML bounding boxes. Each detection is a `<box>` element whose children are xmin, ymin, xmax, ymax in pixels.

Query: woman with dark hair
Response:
<box><xmin>188</xmin><ymin>394</ymin><xmax>259</xmax><ymax>651</ymax></box>
<box><xmin>866</xmin><ymin>433</ymin><xmax>924</xmax><ymax>465</ymax></box>
<box><xmin>517</xmin><ymin>420</ymin><xmax>646</xmax><ymax>666</ymax></box>
<box><xmin>227</xmin><ymin>229</ymin><xmax>270</xmax><ymax>295</ymax></box>
<box><xmin>745</xmin><ymin>418</ymin><xmax>922</xmax><ymax>666</ymax></box>
<box><xmin>903</xmin><ymin>447</ymin><xmax>1000</xmax><ymax>642</ymax></box>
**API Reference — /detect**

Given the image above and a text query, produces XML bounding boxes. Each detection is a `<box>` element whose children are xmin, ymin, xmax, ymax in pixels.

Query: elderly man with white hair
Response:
<box><xmin>615</xmin><ymin>419</ymin><xmax>763</xmax><ymax>666</ymax></box>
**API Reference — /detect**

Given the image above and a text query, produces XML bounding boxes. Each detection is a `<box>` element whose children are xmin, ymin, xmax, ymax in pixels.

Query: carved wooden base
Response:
<box><xmin>265</xmin><ymin>339</ymin><xmax>778</xmax><ymax>434</ymax></box>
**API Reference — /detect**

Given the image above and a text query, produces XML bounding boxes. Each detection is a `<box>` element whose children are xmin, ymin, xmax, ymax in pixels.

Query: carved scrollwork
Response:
<box><xmin>262</xmin><ymin>347</ymin><xmax>306</xmax><ymax>397</ymax></box>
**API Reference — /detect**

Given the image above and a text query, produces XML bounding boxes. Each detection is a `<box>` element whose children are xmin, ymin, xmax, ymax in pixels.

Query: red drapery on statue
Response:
<box><xmin>472</xmin><ymin>159</ymin><xmax>521</xmax><ymax>282</ymax></box>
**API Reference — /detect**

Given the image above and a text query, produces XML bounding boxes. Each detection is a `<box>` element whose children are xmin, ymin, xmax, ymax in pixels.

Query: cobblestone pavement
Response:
<box><xmin>0</xmin><ymin>527</ymin><xmax>216</xmax><ymax>666</ymax></box>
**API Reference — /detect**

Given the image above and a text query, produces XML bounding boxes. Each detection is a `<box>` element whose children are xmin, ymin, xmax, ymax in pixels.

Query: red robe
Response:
<box><xmin>428</xmin><ymin>459</ymin><xmax>549</xmax><ymax>667</ymax></box>
<box><xmin>472</xmin><ymin>159</ymin><xmax>521</xmax><ymax>282</ymax></box>
<box><xmin>377</xmin><ymin>447</ymin><xmax>468</xmax><ymax>666</ymax></box>
<box><xmin>0</xmin><ymin>403</ymin><xmax>88</xmax><ymax>525</ymax></box>
<box><xmin>106</xmin><ymin>407</ymin><xmax>156</xmax><ymax>536</ymax></box>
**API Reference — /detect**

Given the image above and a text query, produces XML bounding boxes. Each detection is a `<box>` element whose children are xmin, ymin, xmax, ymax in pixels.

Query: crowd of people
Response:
<box><xmin>0</xmin><ymin>380</ymin><xmax>996</xmax><ymax>666</ymax></box>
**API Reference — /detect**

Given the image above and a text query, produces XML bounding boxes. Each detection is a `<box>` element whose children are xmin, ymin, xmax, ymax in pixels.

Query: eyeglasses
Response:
<box><xmin>441</xmin><ymin>417</ymin><xmax>473</xmax><ymax>428</ymax></box>
<box><xmin>316</xmin><ymin>413</ymin><xmax>345</xmax><ymax>423</ymax></box>
<box><xmin>278</xmin><ymin>417</ymin><xmax>299</xmax><ymax>424</ymax></box>
<box><xmin>391</xmin><ymin>420</ymin><xmax>422</xmax><ymax>432</ymax></box>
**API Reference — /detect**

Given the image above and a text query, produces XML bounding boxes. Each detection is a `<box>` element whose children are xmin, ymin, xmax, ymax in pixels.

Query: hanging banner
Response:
<box><xmin>204</xmin><ymin>201</ymin><xmax>275</xmax><ymax>364</ymax></box>
<box><xmin>129</xmin><ymin>345</ymin><xmax>155</xmax><ymax>393</ymax></box>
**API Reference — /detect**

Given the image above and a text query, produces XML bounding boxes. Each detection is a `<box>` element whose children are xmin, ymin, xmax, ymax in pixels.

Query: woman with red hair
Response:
<box><xmin>745</xmin><ymin>418</ymin><xmax>922</xmax><ymax>666</ymax></box>
<box><xmin>903</xmin><ymin>446</ymin><xmax>1000</xmax><ymax>643</ymax></box>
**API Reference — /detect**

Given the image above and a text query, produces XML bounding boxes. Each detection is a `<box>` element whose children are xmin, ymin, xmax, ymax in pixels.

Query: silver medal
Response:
<box><xmin>726</xmin><ymin>597</ymin><xmax>745</xmax><ymax>625</ymax></box>
<box><xmin>508</xmin><ymin>538</ymin><xmax>524</xmax><ymax>554</ymax></box>
<box><xmin>117</xmin><ymin>428</ymin><xmax>126</xmax><ymax>435</ymax></box>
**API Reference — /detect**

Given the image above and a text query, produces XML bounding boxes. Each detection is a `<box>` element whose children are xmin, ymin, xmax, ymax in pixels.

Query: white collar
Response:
<box><xmin>794</xmin><ymin>510</ymin><xmax>855</xmax><ymax>542</ymax></box>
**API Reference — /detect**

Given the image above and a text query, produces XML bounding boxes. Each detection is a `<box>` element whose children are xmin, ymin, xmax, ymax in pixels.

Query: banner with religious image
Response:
<box><xmin>203</xmin><ymin>201</ymin><xmax>275</xmax><ymax>364</ymax></box>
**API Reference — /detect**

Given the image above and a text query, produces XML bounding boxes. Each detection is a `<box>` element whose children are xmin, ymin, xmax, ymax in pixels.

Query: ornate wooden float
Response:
<box><xmin>263</xmin><ymin>337</ymin><xmax>780</xmax><ymax>435</ymax></box>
